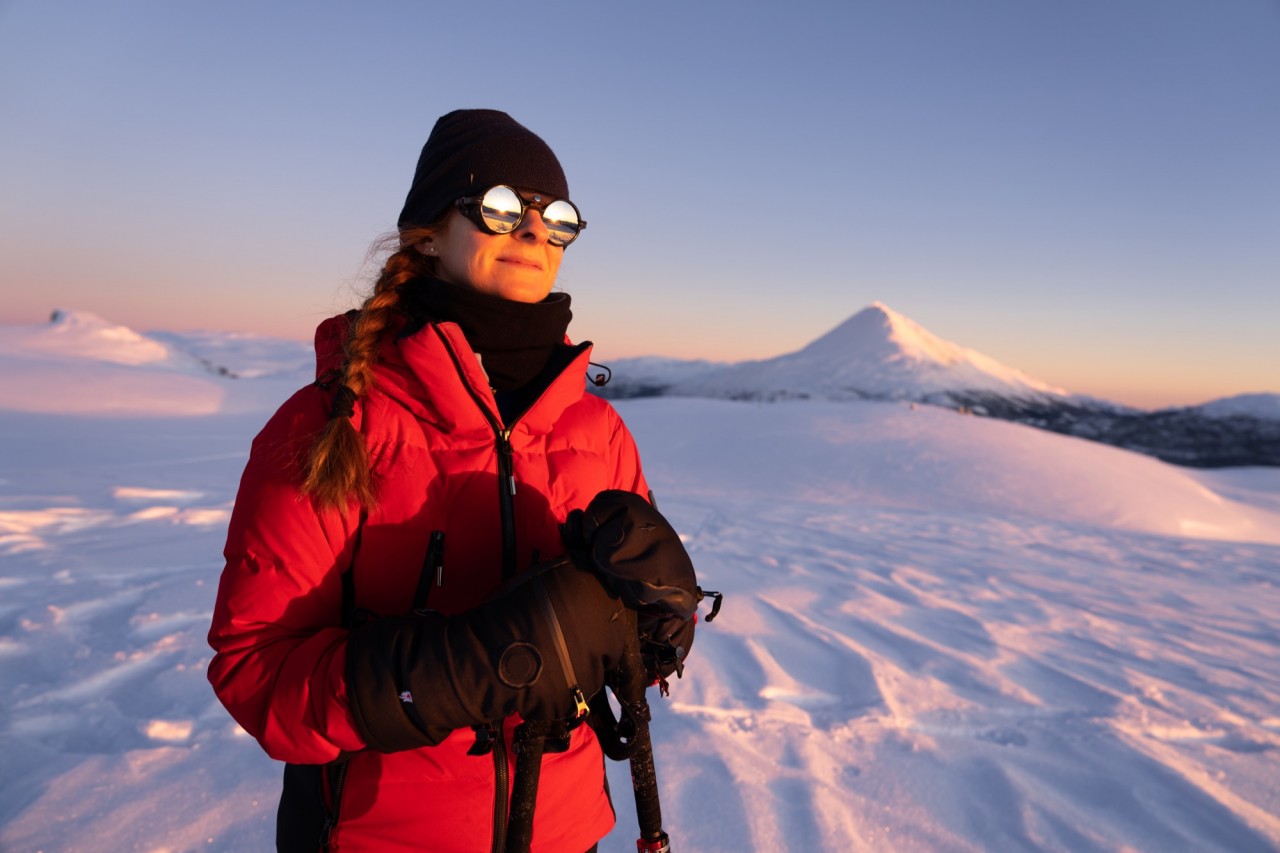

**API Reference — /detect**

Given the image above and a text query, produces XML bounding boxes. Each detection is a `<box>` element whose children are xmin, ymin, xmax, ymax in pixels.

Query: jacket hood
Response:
<box><xmin>314</xmin><ymin>312</ymin><xmax>356</xmax><ymax>381</ymax></box>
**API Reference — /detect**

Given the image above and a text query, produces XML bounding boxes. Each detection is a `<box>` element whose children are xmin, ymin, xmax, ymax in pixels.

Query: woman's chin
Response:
<box><xmin>479</xmin><ymin>275</ymin><xmax>556</xmax><ymax>304</ymax></box>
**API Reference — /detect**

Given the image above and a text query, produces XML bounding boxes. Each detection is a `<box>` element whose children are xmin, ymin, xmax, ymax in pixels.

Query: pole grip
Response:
<box><xmin>617</xmin><ymin>629</ymin><xmax>667</xmax><ymax>847</ymax></box>
<box><xmin>629</xmin><ymin>715</ymin><xmax>662</xmax><ymax>834</ymax></box>
<box><xmin>505</xmin><ymin>721</ymin><xmax>549</xmax><ymax>853</ymax></box>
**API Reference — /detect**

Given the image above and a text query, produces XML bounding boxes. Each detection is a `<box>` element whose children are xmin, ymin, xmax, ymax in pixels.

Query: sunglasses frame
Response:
<box><xmin>455</xmin><ymin>185</ymin><xmax>587</xmax><ymax>247</ymax></box>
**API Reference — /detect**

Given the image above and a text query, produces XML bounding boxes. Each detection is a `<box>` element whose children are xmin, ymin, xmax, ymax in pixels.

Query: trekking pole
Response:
<box><xmin>505</xmin><ymin>719</ymin><xmax>563</xmax><ymax>853</ymax></box>
<box><xmin>628</xmin><ymin>713</ymin><xmax>669</xmax><ymax>852</ymax></box>
<box><xmin>616</xmin><ymin>631</ymin><xmax>670</xmax><ymax>852</ymax></box>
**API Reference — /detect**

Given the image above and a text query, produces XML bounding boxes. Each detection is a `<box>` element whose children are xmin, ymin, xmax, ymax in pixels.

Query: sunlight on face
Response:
<box><xmin>421</xmin><ymin>209</ymin><xmax>563</xmax><ymax>303</ymax></box>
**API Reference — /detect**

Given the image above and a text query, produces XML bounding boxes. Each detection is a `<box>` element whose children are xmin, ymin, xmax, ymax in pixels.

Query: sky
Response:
<box><xmin>1</xmin><ymin>0</ymin><xmax>1277</xmax><ymax>409</ymax></box>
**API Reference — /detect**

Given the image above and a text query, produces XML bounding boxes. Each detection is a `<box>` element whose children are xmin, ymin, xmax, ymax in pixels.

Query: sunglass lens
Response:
<box><xmin>542</xmin><ymin>199</ymin><xmax>581</xmax><ymax>246</ymax></box>
<box><xmin>479</xmin><ymin>186</ymin><xmax>523</xmax><ymax>233</ymax></box>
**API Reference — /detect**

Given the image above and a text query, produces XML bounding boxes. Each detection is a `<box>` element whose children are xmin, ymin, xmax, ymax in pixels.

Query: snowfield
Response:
<box><xmin>1</xmin><ymin>314</ymin><xmax>1278</xmax><ymax>852</ymax></box>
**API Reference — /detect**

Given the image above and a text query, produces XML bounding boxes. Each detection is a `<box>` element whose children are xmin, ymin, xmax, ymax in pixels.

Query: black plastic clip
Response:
<box><xmin>467</xmin><ymin>723</ymin><xmax>497</xmax><ymax>756</ymax></box>
<box><xmin>698</xmin><ymin>588</ymin><xmax>724</xmax><ymax>623</ymax></box>
<box><xmin>587</xmin><ymin>362</ymin><xmax>612</xmax><ymax>387</ymax></box>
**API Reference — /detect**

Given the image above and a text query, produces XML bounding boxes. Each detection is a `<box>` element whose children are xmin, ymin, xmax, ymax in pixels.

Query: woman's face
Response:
<box><xmin>420</xmin><ymin>207</ymin><xmax>563</xmax><ymax>303</ymax></box>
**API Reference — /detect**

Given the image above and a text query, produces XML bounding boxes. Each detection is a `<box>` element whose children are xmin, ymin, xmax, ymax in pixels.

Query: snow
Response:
<box><xmin>2</xmin><ymin>313</ymin><xmax>1279</xmax><ymax>852</ymax></box>
<box><xmin>597</xmin><ymin>354</ymin><xmax>729</xmax><ymax>392</ymax></box>
<box><xmin>0</xmin><ymin>310</ymin><xmax>175</xmax><ymax>367</ymax></box>
<box><xmin>1193</xmin><ymin>393</ymin><xmax>1280</xmax><ymax>421</ymax></box>
<box><xmin>0</xmin><ymin>311</ymin><xmax>311</xmax><ymax>417</ymax></box>
<box><xmin>661</xmin><ymin>302</ymin><xmax>1069</xmax><ymax>402</ymax></box>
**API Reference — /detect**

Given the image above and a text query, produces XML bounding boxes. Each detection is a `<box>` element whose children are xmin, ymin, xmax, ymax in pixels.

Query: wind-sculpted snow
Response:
<box><xmin>627</xmin><ymin>500</ymin><xmax>1280</xmax><ymax>851</ymax></box>
<box><xmin>1</xmin><ymin>325</ymin><xmax>1279</xmax><ymax>851</ymax></box>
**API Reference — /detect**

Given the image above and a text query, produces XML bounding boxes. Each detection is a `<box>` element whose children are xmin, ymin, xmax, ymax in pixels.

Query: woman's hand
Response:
<box><xmin>344</xmin><ymin>558</ymin><xmax>634</xmax><ymax>752</ymax></box>
<box><xmin>561</xmin><ymin>490</ymin><xmax>700</xmax><ymax>680</ymax></box>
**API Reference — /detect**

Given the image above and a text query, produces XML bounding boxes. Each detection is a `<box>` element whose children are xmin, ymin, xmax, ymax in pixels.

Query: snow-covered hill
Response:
<box><xmin>0</xmin><ymin>310</ymin><xmax>310</xmax><ymax>416</ymax></box>
<box><xmin>598</xmin><ymin>303</ymin><xmax>1279</xmax><ymax>467</ymax></box>
<box><xmin>1</xmin><ymin>316</ymin><xmax>1279</xmax><ymax>851</ymax></box>
<box><xmin>0</xmin><ymin>310</ymin><xmax>181</xmax><ymax>366</ymax></box>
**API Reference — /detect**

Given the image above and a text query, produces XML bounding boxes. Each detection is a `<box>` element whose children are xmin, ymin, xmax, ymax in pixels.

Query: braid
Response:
<box><xmin>302</xmin><ymin>228</ymin><xmax>438</xmax><ymax>509</ymax></box>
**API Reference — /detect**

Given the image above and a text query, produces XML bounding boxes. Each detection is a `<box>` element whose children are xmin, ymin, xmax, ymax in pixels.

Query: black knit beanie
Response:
<box><xmin>397</xmin><ymin>109</ymin><xmax>570</xmax><ymax>229</ymax></box>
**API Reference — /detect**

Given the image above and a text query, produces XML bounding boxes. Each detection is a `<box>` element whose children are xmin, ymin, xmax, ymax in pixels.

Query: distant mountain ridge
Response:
<box><xmin>596</xmin><ymin>303</ymin><xmax>1279</xmax><ymax>468</ymax></box>
<box><xmin>2</xmin><ymin>308</ymin><xmax>1275</xmax><ymax>465</ymax></box>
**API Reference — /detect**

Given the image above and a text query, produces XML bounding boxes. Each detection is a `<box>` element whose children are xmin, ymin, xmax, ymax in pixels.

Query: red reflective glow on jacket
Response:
<box><xmin>208</xmin><ymin>317</ymin><xmax>648</xmax><ymax>851</ymax></box>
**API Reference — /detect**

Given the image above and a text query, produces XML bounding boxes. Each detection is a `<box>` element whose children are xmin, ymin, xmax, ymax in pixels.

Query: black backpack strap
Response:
<box><xmin>340</xmin><ymin>509</ymin><xmax>370</xmax><ymax>629</ymax></box>
<box><xmin>278</xmin><ymin>511</ymin><xmax>367</xmax><ymax>852</ymax></box>
<box><xmin>276</xmin><ymin>764</ymin><xmax>328</xmax><ymax>853</ymax></box>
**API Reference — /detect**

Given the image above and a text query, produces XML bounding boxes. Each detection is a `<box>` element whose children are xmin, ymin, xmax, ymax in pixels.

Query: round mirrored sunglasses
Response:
<box><xmin>455</xmin><ymin>185</ymin><xmax>586</xmax><ymax>247</ymax></box>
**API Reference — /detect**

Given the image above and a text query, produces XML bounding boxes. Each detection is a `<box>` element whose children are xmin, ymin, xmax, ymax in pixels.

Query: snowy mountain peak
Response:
<box><xmin>800</xmin><ymin>301</ymin><xmax>970</xmax><ymax>369</ymax></box>
<box><xmin>666</xmin><ymin>302</ymin><xmax>1067</xmax><ymax>402</ymax></box>
<box><xmin>23</xmin><ymin>309</ymin><xmax>174</xmax><ymax>366</ymax></box>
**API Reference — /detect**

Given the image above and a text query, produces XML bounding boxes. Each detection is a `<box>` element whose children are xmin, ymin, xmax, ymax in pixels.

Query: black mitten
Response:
<box><xmin>561</xmin><ymin>490</ymin><xmax>699</xmax><ymax>679</ymax></box>
<box><xmin>346</xmin><ymin>558</ymin><xmax>636</xmax><ymax>753</ymax></box>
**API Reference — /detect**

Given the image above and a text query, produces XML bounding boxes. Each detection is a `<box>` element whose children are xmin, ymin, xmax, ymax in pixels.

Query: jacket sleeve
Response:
<box><xmin>207</xmin><ymin>387</ymin><xmax>366</xmax><ymax>764</ymax></box>
<box><xmin>605</xmin><ymin>403</ymin><xmax>651</xmax><ymax>499</ymax></box>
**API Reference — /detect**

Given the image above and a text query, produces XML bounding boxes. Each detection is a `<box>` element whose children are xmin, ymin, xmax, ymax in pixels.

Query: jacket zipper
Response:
<box><xmin>491</xmin><ymin>727</ymin><xmax>510</xmax><ymax>853</ymax></box>
<box><xmin>496</xmin><ymin>429</ymin><xmax>518</xmax><ymax>580</ymax></box>
<box><xmin>431</xmin><ymin>328</ymin><xmax>592</xmax><ymax>848</ymax></box>
<box><xmin>433</xmin><ymin>329</ymin><xmax>523</xmax><ymax>848</ymax></box>
<box><xmin>319</xmin><ymin>757</ymin><xmax>350</xmax><ymax>850</ymax></box>
<box><xmin>534</xmin><ymin>579</ymin><xmax>591</xmax><ymax>718</ymax></box>
<box><xmin>434</xmin><ymin>329</ymin><xmax>522</xmax><ymax>580</ymax></box>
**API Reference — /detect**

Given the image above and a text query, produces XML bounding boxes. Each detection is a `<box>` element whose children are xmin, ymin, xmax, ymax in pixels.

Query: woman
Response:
<box><xmin>208</xmin><ymin>110</ymin><xmax>697</xmax><ymax>852</ymax></box>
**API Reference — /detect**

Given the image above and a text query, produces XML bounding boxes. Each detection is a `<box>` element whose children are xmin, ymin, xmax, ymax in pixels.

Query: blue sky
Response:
<box><xmin>1</xmin><ymin>0</ymin><xmax>1277</xmax><ymax>407</ymax></box>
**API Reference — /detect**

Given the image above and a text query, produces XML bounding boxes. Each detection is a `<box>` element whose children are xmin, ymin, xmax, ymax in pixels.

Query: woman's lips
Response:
<box><xmin>498</xmin><ymin>257</ymin><xmax>543</xmax><ymax>270</ymax></box>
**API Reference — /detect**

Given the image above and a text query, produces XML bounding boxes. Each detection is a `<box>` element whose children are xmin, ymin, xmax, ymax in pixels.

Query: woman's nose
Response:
<box><xmin>514</xmin><ymin>208</ymin><xmax>550</xmax><ymax>243</ymax></box>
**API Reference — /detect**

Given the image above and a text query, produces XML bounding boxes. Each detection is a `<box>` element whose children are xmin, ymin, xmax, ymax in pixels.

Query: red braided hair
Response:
<box><xmin>302</xmin><ymin>227</ymin><xmax>438</xmax><ymax>508</ymax></box>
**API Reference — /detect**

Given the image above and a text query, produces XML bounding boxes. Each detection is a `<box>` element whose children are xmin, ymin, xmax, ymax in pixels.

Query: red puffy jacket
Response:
<box><xmin>208</xmin><ymin>316</ymin><xmax>649</xmax><ymax>852</ymax></box>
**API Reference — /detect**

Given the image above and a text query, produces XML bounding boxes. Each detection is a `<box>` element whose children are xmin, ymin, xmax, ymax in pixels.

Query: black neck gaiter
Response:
<box><xmin>398</xmin><ymin>278</ymin><xmax>573</xmax><ymax>391</ymax></box>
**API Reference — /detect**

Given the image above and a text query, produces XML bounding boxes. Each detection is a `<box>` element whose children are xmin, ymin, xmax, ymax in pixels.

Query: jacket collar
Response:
<box><xmin>379</xmin><ymin>320</ymin><xmax>592</xmax><ymax>434</ymax></box>
<box><xmin>312</xmin><ymin>313</ymin><xmax>595</xmax><ymax>434</ymax></box>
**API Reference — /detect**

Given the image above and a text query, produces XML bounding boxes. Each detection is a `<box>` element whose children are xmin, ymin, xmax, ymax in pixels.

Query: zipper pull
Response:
<box><xmin>412</xmin><ymin>531</ymin><xmax>445</xmax><ymax>613</ymax></box>
<box><xmin>571</xmin><ymin>685</ymin><xmax>590</xmax><ymax>719</ymax></box>
<box><xmin>430</xmin><ymin>530</ymin><xmax>445</xmax><ymax>587</ymax></box>
<box><xmin>498</xmin><ymin>429</ymin><xmax>517</xmax><ymax>496</ymax></box>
